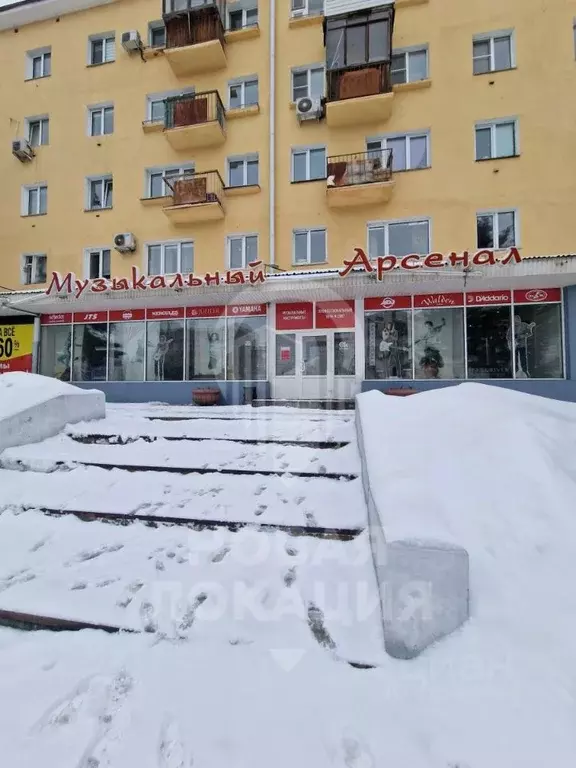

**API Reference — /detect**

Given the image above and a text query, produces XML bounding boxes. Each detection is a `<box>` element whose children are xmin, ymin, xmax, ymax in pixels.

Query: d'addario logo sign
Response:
<box><xmin>525</xmin><ymin>289</ymin><xmax>548</xmax><ymax>302</ymax></box>
<box><xmin>381</xmin><ymin>297</ymin><xmax>395</xmax><ymax>309</ymax></box>
<box><xmin>467</xmin><ymin>293</ymin><xmax>509</xmax><ymax>304</ymax></box>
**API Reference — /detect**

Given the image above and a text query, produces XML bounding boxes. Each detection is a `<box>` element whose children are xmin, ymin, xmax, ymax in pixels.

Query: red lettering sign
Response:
<box><xmin>226</xmin><ymin>304</ymin><xmax>267</xmax><ymax>317</ymax></box>
<box><xmin>73</xmin><ymin>311</ymin><xmax>108</xmax><ymax>324</ymax></box>
<box><xmin>513</xmin><ymin>288</ymin><xmax>561</xmax><ymax>304</ymax></box>
<box><xmin>276</xmin><ymin>302</ymin><xmax>314</xmax><ymax>330</ymax></box>
<box><xmin>40</xmin><ymin>313</ymin><xmax>73</xmax><ymax>325</ymax></box>
<box><xmin>364</xmin><ymin>296</ymin><xmax>412</xmax><ymax>311</ymax></box>
<box><xmin>146</xmin><ymin>307</ymin><xmax>185</xmax><ymax>320</ymax></box>
<box><xmin>315</xmin><ymin>300</ymin><xmax>355</xmax><ymax>329</ymax></box>
<box><xmin>186</xmin><ymin>306</ymin><xmax>225</xmax><ymax>319</ymax></box>
<box><xmin>109</xmin><ymin>309</ymin><xmax>146</xmax><ymax>322</ymax></box>
<box><xmin>414</xmin><ymin>293</ymin><xmax>464</xmax><ymax>308</ymax></box>
<box><xmin>466</xmin><ymin>291</ymin><xmax>511</xmax><ymax>306</ymax></box>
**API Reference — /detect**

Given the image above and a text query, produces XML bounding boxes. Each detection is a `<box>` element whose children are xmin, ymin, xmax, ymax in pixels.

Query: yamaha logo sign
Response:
<box><xmin>525</xmin><ymin>289</ymin><xmax>548</xmax><ymax>302</ymax></box>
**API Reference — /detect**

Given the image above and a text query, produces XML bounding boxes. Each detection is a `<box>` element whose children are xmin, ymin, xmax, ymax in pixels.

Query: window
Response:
<box><xmin>390</xmin><ymin>47</ymin><xmax>428</xmax><ymax>85</ymax></box>
<box><xmin>467</xmin><ymin>306</ymin><xmax>513</xmax><ymax>379</ymax></box>
<box><xmin>228</xmin><ymin>234</ymin><xmax>258</xmax><ymax>269</ymax></box>
<box><xmin>40</xmin><ymin>325</ymin><xmax>71</xmax><ymax>380</ymax></box>
<box><xmin>509</xmin><ymin>304</ymin><xmax>563</xmax><ymax>379</ymax></box>
<box><xmin>109</xmin><ymin>322</ymin><xmax>145</xmax><ymax>382</ymax></box>
<box><xmin>147</xmin><ymin>321</ymin><xmax>185</xmax><ymax>381</ymax></box>
<box><xmin>291</xmin><ymin>65</ymin><xmax>324</xmax><ymax>102</ymax></box>
<box><xmin>87</xmin><ymin>176</ymin><xmax>113</xmax><ymax>210</ymax></box>
<box><xmin>367</xmin><ymin>133</ymin><xmax>429</xmax><ymax>172</ymax></box>
<box><xmin>89</xmin><ymin>34</ymin><xmax>115</xmax><ymax>65</ymax></box>
<box><xmin>21</xmin><ymin>254</ymin><xmax>47</xmax><ymax>285</ymax></box>
<box><xmin>27</xmin><ymin>117</ymin><xmax>49</xmax><ymax>147</ymax></box>
<box><xmin>291</xmin><ymin>0</ymin><xmax>324</xmax><ymax>17</ymax></box>
<box><xmin>89</xmin><ymin>105</ymin><xmax>114</xmax><ymax>136</ymax></box>
<box><xmin>473</xmin><ymin>32</ymin><xmax>513</xmax><ymax>74</ymax></box>
<box><xmin>292</xmin><ymin>146</ymin><xmax>326</xmax><ymax>181</ymax></box>
<box><xmin>229</xmin><ymin>6</ymin><xmax>258</xmax><ymax>29</ymax></box>
<box><xmin>365</xmin><ymin>310</ymin><xmax>412</xmax><ymax>379</ymax></box>
<box><xmin>325</xmin><ymin>9</ymin><xmax>392</xmax><ymax>69</ymax></box>
<box><xmin>227</xmin><ymin>315</ymin><xmax>267</xmax><ymax>380</ymax></box>
<box><xmin>414</xmin><ymin>308</ymin><xmax>465</xmax><ymax>379</ymax></box>
<box><xmin>147</xmin><ymin>241</ymin><xmax>194</xmax><ymax>274</ymax></box>
<box><xmin>146</xmin><ymin>88</ymin><xmax>194</xmax><ymax>124</ymax></box>
<box><xmin>228</xmin><ymin>76</ymin><xmax>258</xmax><ymax>109</ymax></box>
<box><xmin>73</xmin><ymin>323</ymin><xmax>108</xmax><ymax>382</ymax></box>
<box><xmin>476</xmin><ymin>210</ymin><xmax>517</xmax><ymax>249</ymax></box>
<box><xmin>147</xmin><ymin>165</ymin><xmax>194</xmax><ymax>199</ymax></box>
<box><xmin>85</xmin><ymin>248</ymin><xmax>111</xmax><ymax>279</ymax></box>
<box><xmin>23</xmin><ymin>184</ymin><xmax>47</xmax><ymax>216</ymax></box>
<box><xmin>228</xmin><ymin>154</ymin><xmax>259</xmax><ymax>187</ymax></box>
<box><xmin>368</xmin><ymin>219</ymin><xmax>430</xmax><ymax>259</ymax></box>
<box><xmin>148</xmin><ymin>21</ymin><xmax>166</xmax><ymax>48</ymax></box>
<box><xmin>26</xmin><ymin>47</ymin><xmax>51</xmax><ymax>80</ymax></box>
<box><xmin>188</xmin><ymin>316</ymin><xmax>226</xmax><ymax>379</ymax></box>
<box><xmin>475</xmin><ymin>120</ymin><xmax>517</xmax><ymax>160</ymax></box>
<box><xmin>293</xmin><ymin>228</ymin><xmax>326</xmax><ymax>265</ymax></box>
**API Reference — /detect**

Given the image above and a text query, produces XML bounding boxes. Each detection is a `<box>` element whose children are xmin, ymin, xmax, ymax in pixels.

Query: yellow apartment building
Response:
<box><xmin>0</xmin><ymin>0</ymin><xmax>575</xmax><ymax>404</ymax></box>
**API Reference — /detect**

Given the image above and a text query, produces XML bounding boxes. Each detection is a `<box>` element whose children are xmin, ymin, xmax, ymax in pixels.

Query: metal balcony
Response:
<box><xmin>326</xmin><ymin>149</ymin><xmax>394</xmax><ymax>208</ymax></box>
<box><xmin>164</xmin><ymin>90</ymin><xmax>226</xmax><ymax>150</ymax></box>
<box><xmin>325</xmin><ymin>62</ymin><xmax>394</xmax><ymax>127</ymax></box>
<box><xmin>163</xmin><ymin>0</ymin><xmax>226</xmax><ymax>76</ymax></box>
<box><xmin>163</xmin><ymin>170</ymin><xmax>225</xmax><ymax>225</ymax></box>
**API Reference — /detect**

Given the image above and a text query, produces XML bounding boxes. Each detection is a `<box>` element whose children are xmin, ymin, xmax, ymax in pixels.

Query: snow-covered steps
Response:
<box><xmin>69</xmin><ymin>433</ymin><xmax>350</xmax><ymax>450</ymax></box>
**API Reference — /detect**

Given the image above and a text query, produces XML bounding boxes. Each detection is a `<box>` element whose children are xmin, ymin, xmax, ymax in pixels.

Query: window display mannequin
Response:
<box><xmin>506</xmin><ymin>314</ymin><xmax>535</xmax><ymax>377</ymax></box>
<box><xmin>153</xmin><ymin>334</ymin><xmax>173</xmax><ymax>380</ymax></box>
<box><xmin>378</xmin><ymin>322</ymin><xmax>405</xmax><ymax>378</ymax></box>
<box><xmin>207</xmin><ymin>331</ymin><xmax>223</xmax><ymax>376</ymax></box>
<box><xmin>415</xmin><ymin>317</ymin><xmax>446</xmax><ymax>378</ymax></box>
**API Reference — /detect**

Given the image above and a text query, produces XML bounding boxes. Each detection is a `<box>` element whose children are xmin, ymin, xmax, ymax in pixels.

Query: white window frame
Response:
<box><xmin>86</xmin><ymin>175</ymin><xmax>113</xmax><ymax>211</ymax></box>
<box><xmin>227</xmin><ymin>233</ymin><xmax>259</xmax><ymax>270</ymax></box>
<box><xmin>474</xmin><ymin>118</ymin><xmax>518</xmax><ymax>160</ymax></box>
<box><xmin>21</xmin><ymin>183</ymin><xmax>47</xmax><ymax>216</ymax></box>
<box><xmin>228</xmin><ymin>5</ymin><xmax>258</xmax><ymax>30</ymax></box>
<box><xmin>291</xmin><ymin>145</ymin><xmax>327</xmax><ymax>182</ymax></box>
<box><xmin>227</xmin><ymin>154</ymin><xmax>259</xmax><ymax>187</ymax></box>
<box><xmin>473</xmin><ymin>30</ymin><xmax>515</xmax><ymax>74</ymax></box>
<box><xmin>292</xmin><ymin>228</ymin><xmax>327</xmax><ymax>266</ymax></box>
<box><xmin>145</xmin><ymin>164</ymin><xmax>195</xmax><ymax>199</ymax></box>
<box><xmin>227</xmin><ymin>75</ymin><xmax>259</xmax><ymax>109</ymax></box>
<box><xmin>476</xmin><ymin>209</ymin><xmax>519</xmax><ymax>250</ymax></box>
<box><xmin>148</xmin><ymin>20</ymin><xmax>166</xmax><ymax>48</ymax></box>
<box><xmin>145</xmin><ymin>87</ymin><xmax>194</xmax><ymax>123</ymax></box>
<box><xmin>366</xmin><ymin>131</ymin><xmax>430</xmax><ymax>172</ymax></box>
<box><xmin>21</xmin><ymin>253</ymin><xmax>47</xmax><ymax>285</ymax></box>
<box><xmin>291</xmin><ymin>0</ymin><xmax>324</xmax><ymax>18</ymax></box>
<box><xmin>291</xmin><ymin>64</ymin><xmax>325</xmax><ymax>102</ymax></box>
<box><xmin>390</xmin><ymin>45</ymin><xmax>429</xmax><ymax>84</ymax></box>
<box><xmin>87</xmin><ymin>103</ymin><xmax>114</xmax><ymax>137</ymax></box>
<box><xmin>84</xmin><ymin>247</ymin><xmax>112</xmax><ymax>280</ymax></box>
<box><xmin>366</xmin><ymin>218</ymin><xmax>432</xmax><ymax>259</ymax></box>
<box><xmin>146</xmin><ymin>241</ymin><xmax>194</xmax><ymax>275</ymax></box>
<box><xmin>26</xmin><ymin>46</ymin><xmax>51</xmax><ymax>80</ymax></box>
<box><xmin>88</xmin><ymin>33</ymin><xmax>115</xmax><ymax>65</ymax></box>
<box><xmin>26</xmin><ymin>115</ymin><xmax>49</xmax><ymax>147</ymax></box>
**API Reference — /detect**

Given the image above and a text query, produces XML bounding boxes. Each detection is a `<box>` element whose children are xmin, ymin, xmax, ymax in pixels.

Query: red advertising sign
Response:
<box><xmin>41</xmin><ymin>313</ymin><xmax>73</xmax><ymax>325</ymax></box>
<box><xmin>146</xmin><ymin>307</ymin><xmax>185</xmax><ymax>320</ymax></box>
<box><xmin>315</xmin><ymin>300</ymin><xmax>355</xmax><ymax>329</ymax></box>
<box><xmin>280</xmin><ymin>346</ymin><xmax>291</xmax><ymax>362</ymax></box>
<box><xmin>73</xmin><ymin>311</ymin><xmax>108</xmax><ymax>324</ymax></box>
<box><xmin>364</xmin><ymin>296</ymin><xmax>412</xmax><ymax>311</ymax></box>
<box><xmin>186</xmin><ymin>306</ymin><xmax>225</xmax><ymax>319</ymax></box>
<box><xmin>414</xmin><ymin>293</ymin><xmax>464</xmax><ymax>308</ymax></box>
<box><xmin>513</xmin><ymin>288</ymin><xmax>561</xmax><ymax>304</ymax></box>
<box><xmin>466</xmin><ymin>291</ymin><xmax>511</xmax><ymax>306</ymax></box>
<box><xmin>226</xmin><ymin>304</ymin><xmax>267</xmax><ymax>317</ymax></box>
<box><xmin>109</xmin><ymin>309</ymin><xmax>146</xmax><ymax>322</ymax></box>
<box><xmin>276</xmin><ymin>302</ymin><xmax>314</xmax><ymax>330</ymax></box>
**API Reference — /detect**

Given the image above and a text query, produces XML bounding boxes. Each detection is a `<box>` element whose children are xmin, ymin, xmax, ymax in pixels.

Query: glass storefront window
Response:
<box><xmin>108</xmin><ymin>322</ymin><xmax>145</xmax><ymax>381</ymax></box>
<box><xmin>227</xmin><ymin>316</ymin><xmax>267</xmax><ymax>380</ymax></box>
<box><xmin>72</xmin><ymin>323</ymin><xmax>107</xmax><ymax>381</ymax></box>
<box><xmin>40</xmin><ymin>325</ymin><xmax>72</xmax><ymax>381</ymax></box>
<box><xmin>510</xmin><ymin>304</ymin><xmax>563</xmax><ymax>379</ymax></box>
<box><xmin>334</xmin><ymin>332</ymin><xmax>355</xmax><ymax>376</ymax></box>
<box><xmin>467</xmin><ymin>306</ymin><xmax>512</xmax><ymax>379</ymax></box>
<box><xmin>364</xmin><ymin>311</ymin><xmax>412</xmax><ymax>379</ymax></box>
<box><xmin>187</xmin><ymin>318</ymin><xmax>226</xmax><ymax>380</ymax></box>
<box><xmin>414</xmin><ymin>309</ymin><xmax>465</xmax><ymax>379</ymax></box>
<box><xmin>276</xmin><ymin>334</ymin><xmax>296</xmax><ymax>376</ymax></box>
<box><xmin>146</xmin><ymin>320</ymin><xmax>185</xmax><ymax>381</ymax></box>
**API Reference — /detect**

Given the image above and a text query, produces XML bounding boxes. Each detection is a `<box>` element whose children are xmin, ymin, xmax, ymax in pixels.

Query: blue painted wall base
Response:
<box><xmin>73</xmin><ymin>381</ymin><xmax>270</xmax><ymax>406</ymax></box>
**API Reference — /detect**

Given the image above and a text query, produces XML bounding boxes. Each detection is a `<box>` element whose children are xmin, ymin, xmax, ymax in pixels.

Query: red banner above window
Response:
<box><xmin>316</xmin><ymin>300</ymin><xmax>355</xmax><ymax>328</ymax></box>
<box><xmin>40</xmin><ymin>313</ymin><xmax>73</xmax><ymax>325</ymax></box>
<box><xmin>109</xmin><ymin>309</ymin><xmax>146</xmax><ymax>322</ymax></box>
<box><xmin>186</xmin><ymin>306</ymin><xmax>226</xmax><ymax>319</ymax></box>
<box><xmin>466</xmin><ymin>291</ymin><xmax>511</xmax><ymax>306</ymax></box>
<box><xmin>73</xmin><ymin>311</ymin><xmax>108</xmax><ymax>324</ymax></box>
<box><xmin>364</xmin><ymin>296</ymin><xmax>412</xmax><ymax>311</ymax></box>
<box><xmin>513</xmin><ymin>288</ymin><xmax>561</xmax><ymax>304</ymax></box>
<box><xmin>276</xmin><ymin>302</ymin><xmax>314</xmax><ymax>330</ymax></box>
<box><xmin>146</xmin><ymin>307</ymin><xmax>185</xmax><ymax>320</ymax></box>
<box><xmin>414</xmin><ymin>293</ymin><xmax>464</xmax><ymax>309</ymax></box>
<box><xmin>226</xmin><ymin>304</ymin><xmax>267</xmax><ymax>317</ymax></box>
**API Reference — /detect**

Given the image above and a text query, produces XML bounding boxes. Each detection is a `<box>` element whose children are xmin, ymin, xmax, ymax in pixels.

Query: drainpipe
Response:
<box><xmin>32</xmin><ymin>315</ymin><xmax>41</xmax><ymax>373</ymax></box>
<box><xmin>269</xmin><ymin>0</ymin><xmax>276</xmax><ymax>269</ymax></box>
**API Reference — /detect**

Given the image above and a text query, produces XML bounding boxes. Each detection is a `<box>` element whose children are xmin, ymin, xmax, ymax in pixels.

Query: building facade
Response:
<box><xmin>1</xmin><ymin>0</ymin><xmax>576</xmax><ymax>403</ymax></box>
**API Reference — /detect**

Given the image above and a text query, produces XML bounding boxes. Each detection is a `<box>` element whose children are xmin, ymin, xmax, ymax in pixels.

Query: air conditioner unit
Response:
<box><xmin>114</xmin><ymin>233</ymin><xmax>136</xmax><ymax>253</ymax></box>
<box><xmin>12</xmin><ymin>138</ymin><xmax>34</xmax><ymax>162</ymax></box>
<box><xmin>296</xmin><ymin>96</ymin><xmax>323</xmax><ymax>122</ymax></box>
<box><xmin>121</xmin><ymin>30</ymin><xmax>142</xmax><ymax>52</ymax></box>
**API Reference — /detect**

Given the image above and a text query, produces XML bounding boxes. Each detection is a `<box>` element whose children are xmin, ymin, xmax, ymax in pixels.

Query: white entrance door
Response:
<box><xmin>300</xmin><ymin>332</ymin><xmax>329</xmax><ymax>399</ymax></box>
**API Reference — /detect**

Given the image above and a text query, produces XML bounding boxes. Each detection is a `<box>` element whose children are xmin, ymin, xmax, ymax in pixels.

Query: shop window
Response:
<box><xmin>510</xmin><ymin>304</ymin><xmax>563</xmax><ymax>379</ymax></box>
<box><xmin>476</xmin><ymin>210</ymin><xmax>517</xmax><ymax>249</ymax></box>
<box><xmin>365</xmin><ymin>311</ymin><xmax>412</xmax><ymax>380</ymax></box>
<box><xmin>187</xmin><ymin>317</ymin><xmax>226</xmax><ymax>380</ymax></box>
<box><xmin>473</xmin><ymin>31</ymin><xmax>513</xmax><ymax>74</ymax></box>
<box><xmin>27</xmin><ymin>116</ymin><xmax>49</xmax><ymax>147</ymax></box>
<box><xmin>367</xmin><ymin>133</ymin><xmax>429</xmax><ymax>172</ymax></box>
<box><xmin>108</xmin><ymin>322</ymin><xmax>145</xmax><ymax>381</ymax></box>
<box><xmin>414</xmin><ymin>309</ymin><xmax>465</xmax><ymax>380</ymax></box>
<box><xmin>276</xmin><ymin>334</ymin><xmax>296</xmax><ymax>376</ymax></box>
<box><xmin>72</xmin><ymin>323</ymin><xmax>108</xmax><ymax>382</ymax></box>
<box><xmin>291</xmin><ymin>65</ymin><xmax>324</xmax><ymax>102</ymax></box>
<box><xmin>466</xmin><ymin>306</ymin><xmax>513</xmax><ymax>378</ymax></box>
<box><xmin>368</xmin><ymin>219</ymin><xmax>430</xmax><ymax>259</ymax></box>
<box><xmin>228</xmin><ymin>76</ymin><xmax>258</xmax><ymax>109</ymax></box>
<box><xmin>26</xmin><ymin>47</ymin><xmax>51</xmax><ymax>80</ymax></box>
<box><xmin>292</xmin><ymin>146</ymin><xmax>326</xmax><ymax>182</ymax></box>
<box><xmin>40</xmin><ymin>325</ymin><xmax>72</xmax><ymax>381</ymax></box>
<box><xmin>146</xmin><ymin>320</ymin><xmax>185</xmax><ymax>381</ymax></box>
<box><xmin>475</xmin><ymin>120</ymin><xmax>517</xmax><ymax>160</ymax></box>
<box><xmin>227</xmin><ymin>315</ymin><xmax>267</xmax><ymax>380</ymax></box>
<box><xmin>390</xmin><ymin>47</ymin><xmax>428</xmax><ymax>85</ymax></box>
<box><xmin>334</xmin><ymin>332</ymin><xmax>355</xmax><ymax>376</ymax></box>
<box><xmin>147</xmin><ymin>241</ymin><xmax>194</xmax><ymax>274</ymax></box>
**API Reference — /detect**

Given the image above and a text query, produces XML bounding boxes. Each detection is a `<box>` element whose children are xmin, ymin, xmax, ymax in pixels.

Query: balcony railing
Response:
<box><xmin>165</xmin><ymin>90</ymin><xmax>225</xmax><ymax>131</ymax></box>
<box><xmin>164</xmin><ymin>170</ymin><xmax>225</xmax><ymax>207</ymax></box>
<box><xmin>327</xmin><ymin>149</ymin><xmax>393</xmax><ymax>187</ymax></box>
<box><xmin>163</xmin><ymin>0</ymin><xmax>225</xmax><ymax>49</ymax></box>
<box><xmin>326</xmin><ymin>62</ymin><xmax>392</xmax><ymax>102</ymax></box>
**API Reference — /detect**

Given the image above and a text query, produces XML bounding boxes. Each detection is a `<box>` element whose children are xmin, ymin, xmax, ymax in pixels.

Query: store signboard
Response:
<box><xmin>41</xmin><ymin>313</ymin><xmax>73</xmax><ymax>325</ymax></box>
<box><xmin>276</xmin><ymin>302</ymin><xmax>314</xmax><ymax>330</ymax></box>
<box><xmin>364</xmin><ymin>296</ymin><xmax>412</xmax><ymax>311</ymax></box>
<box><xmin>414</xmin><ymin>293</ymin><xmax>464</xmax><ymax>308</ymax></box>
<box><xmin>316</xmin><ymin>300</ymin><xmax>355</xmax><ymax>329</ymax></box>
<box><xmin>466</xmin><ymin>291</ymin><xmax>511</xmax><ymax>305</ymax></box>
<box><xmin>0</xmin><ymin>322</ymin><xmax>34</xmax><ymax>373</ymax></box>
<box><xmin>186</xmin><ymin>306</ymin><xmax>226</xmax><ymax>318</ymax></box>
<box><xmin>146</xmin><ymin>307</ymin><xmax>185</xmax><ymax>320</ymax></box>
<box><xmin>513</xmin><ymin>288</ymin><xmax>561</xmax><ymax>304</ymax></box>
<box><xmin>73</xmin><ymin>311</ymin><xmax>108</xmax><ymax>323</ymax></box>
<box><xmin>226</xmin><ymin>304</ymin><xmax>267</xmax><ymax>317</ymax></box>
<box><xmin>109</xmin><ymin>309</ymin><xmax>146</xmax><ymax>322</ymax></box>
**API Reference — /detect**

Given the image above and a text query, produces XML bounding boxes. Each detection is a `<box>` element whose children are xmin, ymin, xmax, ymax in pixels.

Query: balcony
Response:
<box><xmin>326</xmin><ymin>150</ymin><xmax>394</xmax><ymax>208</ymax></box>
<box><xmin>325</xmin><ymin>63</ymin><xmax>394</xmax><ymax>127</ymax></box>
<box><xmin>164</xmin><ymin>90</ymin><xmax>226</xmax><ymax>150</ymax></box>
<box><xmin>163</xmin><ymin>0</ymin><xmax>226</xmax><ymax>76</ymax></box>
<box><xmin>163</xmin><ymin>170</ymin><xmax>225</xmax><ymax>225</ymax></box>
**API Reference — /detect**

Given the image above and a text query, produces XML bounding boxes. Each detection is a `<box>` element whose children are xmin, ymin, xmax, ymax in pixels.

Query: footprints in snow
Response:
<box><xmin>158</xmin><ymin>716</ymin><xmax>194</xmax><ymax>768</ymax></box>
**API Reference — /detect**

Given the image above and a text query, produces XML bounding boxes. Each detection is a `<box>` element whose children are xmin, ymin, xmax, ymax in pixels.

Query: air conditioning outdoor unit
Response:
<box><xmin>121</xmin><ymin>30</ymin><xmax>142</xmax><ymax>52</ymax></box>
<box><xmin>296</xmin><ymin>96</ymin><xmax>323</xmax><ymax>122</ymax></box>
<box><xmin>12</xmin><ymin>138</ymin><xmax>34</xmax><ymax>162</ymax></box>
<box><xmin>114</xmin><ymin>233</ymin><xmax>136</xmax><ymax>253</ymax></box>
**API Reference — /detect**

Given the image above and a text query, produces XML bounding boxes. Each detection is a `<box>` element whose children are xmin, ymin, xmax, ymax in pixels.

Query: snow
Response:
<box><xmin>0</xmin><ymin>372</ymin><xmax>81</xmax><ymax>420</ymax></box>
